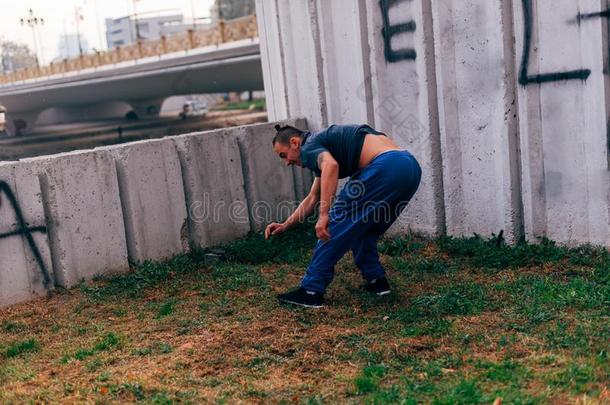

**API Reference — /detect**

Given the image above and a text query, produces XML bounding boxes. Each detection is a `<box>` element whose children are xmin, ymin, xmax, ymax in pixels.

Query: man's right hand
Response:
<box><xmin>265</xmin><ymin>222</ymin><xmax>287</xmax><ymax>240</ymax></box>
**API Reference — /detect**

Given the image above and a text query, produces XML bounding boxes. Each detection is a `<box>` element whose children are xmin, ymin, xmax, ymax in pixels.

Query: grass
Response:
<box><xmin>0</xmin><ymin>225</ymin><xmax>609</xmax><ymax>403</ymax></box>
<box><xmin>210</xmin><ymin>98</ymin><xmax>266</xmax><ymax>111</ymax></box>
<box><xmin>3</xmin><ymin>339</ymin><xmax>40</xmax><ymax>358</ymax></box>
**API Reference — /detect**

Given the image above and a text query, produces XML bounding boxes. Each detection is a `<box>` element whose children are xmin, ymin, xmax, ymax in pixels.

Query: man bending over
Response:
<box><xmin>265</xmin><ymin>124</ymin><xmax>421</xmax><ymax>308</ymax></box>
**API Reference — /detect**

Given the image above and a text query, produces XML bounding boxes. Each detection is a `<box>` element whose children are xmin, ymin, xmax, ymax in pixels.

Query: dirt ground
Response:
<box><xmin>1</xmin><ymin>228</ymin><xmax>609</xmax><ymax>404</ymax></box>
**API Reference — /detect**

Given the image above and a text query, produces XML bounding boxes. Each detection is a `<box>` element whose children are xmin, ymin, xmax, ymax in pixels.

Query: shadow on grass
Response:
<box><xmin>81</xmin><ymin>225</ymin><xmax>610</xmax><ymax>302</ymax></box>
<box><xmin>81</xmin><ymin>223</ymin><xmax>317</xmax><ymax>300</ymax></box>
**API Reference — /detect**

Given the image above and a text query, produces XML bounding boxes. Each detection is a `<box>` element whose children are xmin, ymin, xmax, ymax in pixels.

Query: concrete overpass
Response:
<box><xmin>0</xmin><ymin>39</ymin><xmax>263</xmax><ymax>136</ymax></box>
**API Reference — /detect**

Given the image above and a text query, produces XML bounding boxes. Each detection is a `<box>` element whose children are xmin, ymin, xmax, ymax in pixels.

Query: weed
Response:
<box><xmin>218</xmin><ymin>223</ymin><xmax>316</xmax><ymax>265</ymax></box>
<box><xmin>133</xmin><ymin>347</ymin><xmax>152</xmax><ymax>356</ymax></box>
<box><xmin>97</xmin><ymin>372</ymin><xmax>111</xmax><ymax>382</ymax></box>
<box><xmin>82</xmin><ymin>255</ymin><xmax>199</xmax><ymax>299</ymax></box>
<box><xmin>353</xmin><ymin>364</ymin><xmax>387</xmax><ymax>395</ymax></box>
<box><xmin>62</xmin><ymin>332</ymin><xmax>121</xmax><ymax>362</ymax></box>
<box><xmin>210</xmin><ymin>264</ymin><xmax>267</xmax><ymax>291</ymax></box>
<box><xmin>156</xmin><ymin>299</ymin><xmax>176</xmax><ymax>318</ymax></box>
<box><xmin>108</xmin><ymin>382</ymin><xmax>145</xmax><ymax>400</ymax></box>
<box><xmin>85</xmin><ymin>358</ymin><xmax>103</xmax><ymax>372</ymax></box>
<box><xmin>150</xmin><ymin>392</ymin><xmax>173</xmax><ymax>404</ymax></box>
<box><xmin>549</xmin><ymin>362</ymin><xmax>597</xmax><ymax>394</ymax></box>
<box><xmin>4</xmin><ymin>339</ymin><xmax>40</xmax><ymax>358</ymax></box>
<box><xmin>402</xmin><ymin>319</ymin><xmax>453</xmax><ymax>337</ymax></box>
<box><xmin>433</xmin><ymin>379</ymin><xmax>482</xmax><ymax>405</ymax></box>
<box><xmin>378</xmin><ymin>235</ymin><xmax>425</xmax><ymax>256</ymax></box>
<box><xmin>157</xmin><ymin>343</ymin><xmax>173</xmax><ymax>354</ymax></box>
<box><xmin>393</xmin><ymin>257</ymin><xmax>451</xmax><ymax>276</ymax></box>
<box><xmin>412</xmin><ymin>282</ymin><xmax>488</xmax><ymax>318</ymax></box>
<box><xmin>437</xmin><ymin>235</ymin><xmax>574</xmax><ymax>269</ymax></box>
<box><xmin>476</xmin><ymin>359</ymin><xmax>529</xmax><ymax>383</ymax></box>
<box><xmin>111</xmin><ymin>308</ymin><xmax>128</xmax><ymax>318</ymax></box>
<box><xmin>1</xmin><ymin>321</ymin><xmax>27</xmax><ymax>333</ymax></box>
<box><xmin>94</xmin><ymin>332</ymin><xmax>120</xmax><ymax>351</ymax></box>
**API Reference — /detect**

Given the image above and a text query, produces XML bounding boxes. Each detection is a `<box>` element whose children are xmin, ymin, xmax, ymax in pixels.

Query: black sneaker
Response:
<box><xmin>277</xmin><ymin>287</ymin><xmax>324</xmax><ymax>308</ymax></box>
<box><xmin>363</xmin><ymin>276</ymin><xmax>391</xmax><ymax>296</ymax></box>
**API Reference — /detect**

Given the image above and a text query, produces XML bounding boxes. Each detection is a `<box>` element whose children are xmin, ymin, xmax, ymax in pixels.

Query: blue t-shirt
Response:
<box><xmin>300</xmin><ymin>124</ymin><xmax>385</xmax><ymax>178</ymax></box>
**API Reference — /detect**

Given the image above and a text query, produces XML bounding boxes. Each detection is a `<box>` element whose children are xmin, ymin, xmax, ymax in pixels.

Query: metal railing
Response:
<box><xmin>0</xmin><ymin>14</ymin><xmax>258</xmax><ymax>85</ymax></box>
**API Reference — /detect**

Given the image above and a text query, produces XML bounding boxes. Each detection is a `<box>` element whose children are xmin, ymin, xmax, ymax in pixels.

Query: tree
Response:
<box><xmin>214</xmin><ymin>0</ymin><xmax>256</xmax><ymax>21</ymax></box>
<box><xmin>0</xmin><ymin>40</ymin><xmax>37</xmax><ymax>73</ymax></box>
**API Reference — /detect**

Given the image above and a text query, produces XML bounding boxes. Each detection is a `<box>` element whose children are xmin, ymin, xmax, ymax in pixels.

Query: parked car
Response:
<box><xmin>179</xmin><ymin>100</ymin><xmax>208</xmax><ymax>119</ymax></box>
<box><xmin>0</xmin><ymin>105</ymin><xmax>7</xmax><ymax>137</ymax></box>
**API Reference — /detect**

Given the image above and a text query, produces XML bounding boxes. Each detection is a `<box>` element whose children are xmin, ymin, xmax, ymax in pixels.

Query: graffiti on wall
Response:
<box><xmin>379</xmin><ymin>0</ymin><xmax>607</xmax><ymax>85</ymax></box>
<box><xmin>0</xmin><ymin>181</ymin><xmax>52</xmax><ymax>288</ymax></box>
<box><xmin>380</xmin><ymin>0</ymin><xmax>417</xmax><ymax>63</ymax></box>
<box><xmin>519</xmin><ymin>0</ymin><xmax>591</xmax><ymax>85</ymax></box>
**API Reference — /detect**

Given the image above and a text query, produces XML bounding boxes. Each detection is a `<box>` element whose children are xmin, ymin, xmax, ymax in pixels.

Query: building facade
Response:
<box><xmin>105</xmin><ymin>14</ymin><xmax>208</xmax><ymax>48</ymax></box>
<box><xmin>57</xmin><ymin>34</ymin><xmax>89</xmax><ymax>60</ymax></box>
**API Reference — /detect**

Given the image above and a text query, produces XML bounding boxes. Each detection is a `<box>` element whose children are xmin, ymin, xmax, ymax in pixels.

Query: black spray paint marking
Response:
<box><xmin>575</xmin><ymin>9</ymin><xmax>610</xmax><ymax>23</ymax></box>
<box><xmin>519</xmin><ymin>0</ymin><xmax>591</xmax><ymax>85</ymax></box>
<box><xmin>0</xmin><ymin>181</ymin><xmax>51</xmax><ymax>288</ymax></box>
<box><xmin>380</xmin><ymin>0</ymin><xmax>417</xmax><ymax>63</ymax></box>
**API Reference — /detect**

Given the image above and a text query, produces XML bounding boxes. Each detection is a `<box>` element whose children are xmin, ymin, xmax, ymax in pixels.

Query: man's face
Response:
<box><xmin>273</xmin><ymin>137</ymin><xmax>302</xmax><ymax>167</ymax></box>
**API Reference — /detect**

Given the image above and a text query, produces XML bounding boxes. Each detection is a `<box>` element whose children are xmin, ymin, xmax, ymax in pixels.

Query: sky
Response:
<box><xmin>0</xmin><ymin>0</ymin><xmax>215</xmax><ymax>64</ymax></box>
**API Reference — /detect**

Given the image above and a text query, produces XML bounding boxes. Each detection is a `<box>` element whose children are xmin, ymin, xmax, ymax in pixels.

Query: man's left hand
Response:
<box><xmin>315</xmin><ymin>215</ymin><xmax>331</xmax><ymax>241</ymax></box>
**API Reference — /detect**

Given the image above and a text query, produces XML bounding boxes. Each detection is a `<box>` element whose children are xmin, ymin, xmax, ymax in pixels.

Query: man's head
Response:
<box><xmin>272</xmin><ymin>124</ymin><xmax>305</xmax><ymax>167</ymax></box>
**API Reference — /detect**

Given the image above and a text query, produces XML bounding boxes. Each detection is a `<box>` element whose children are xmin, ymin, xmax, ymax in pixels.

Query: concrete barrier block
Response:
<box><xmin>255</xmin><ymin>0</ymin><xmax>289</xmax><ymax>121</ymax></box>
<box><xmin>513</xmin><ymin>0</ymin><xmax>610</xmax><ymax>246</ymax></box>
<box><xmin>235</xmin><ymin>120</ymin><xmax>307</xmax><ymax>231</ymax></box>
<box><xmin>432</xmin><ymin>0</ymin><xmax>521</xmax><ymax>242</ymax></box>
<box><xmin>365</xmin><ymin>0</ymin><xmax>446</xmax><ymax>237</ymax></box>
<box><xmin>0</xmin><ymin>162</ymin><xmax>54</xmax><ymax>307</ymax></box>
<box><xmin>23</xmin><ymin>150</ymin><xmax>129</xmax><ymax>287</ymax></box>
<box><xmin>316</xmin><ymin>0</ymin><xmax>371</xmax><ymax>124</ymax></box>
<box><xmin>173</xmin><ymin>129</ymin><xmax>250</xmax><ymax>248</ymax></box>
<box><xmin>100</xmin><ymin>139</ymin><xmax>189</xmax><ymax>263</ymax></box>
<box><xmin>275</xmin><ymin>0</ymin><xmax>326</xmax><ymax>128</ymax></box>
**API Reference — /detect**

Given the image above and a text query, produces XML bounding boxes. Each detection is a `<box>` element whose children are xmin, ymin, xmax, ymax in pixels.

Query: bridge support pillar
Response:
<box><xmin>127</xmin><ymin>98</ymin><xmax>165</xmax><ymax>120</ymax></box>
<box><xmin>5</xmin><ymin>111</ymin><xmax>41</xmax><ymax>137</ymax></box>
<box><xmin>35</xmin><ymin>103</ymin><xmax>133</xmax><ymax>126</ymax></box>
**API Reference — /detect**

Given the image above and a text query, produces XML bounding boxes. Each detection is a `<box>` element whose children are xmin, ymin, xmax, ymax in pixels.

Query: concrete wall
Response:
<box><xmin>0</xmin><ymin>162</ymin><xmax>54</xmax><ymax>307</ymax></box>
<box><xmin>103</xmin><ymin>139</ymin><xmax>189</xmax><ymax>264</ymax></box>
<box><xmin>256</xmin><ymin>0</ymin><xmax>610</xmax><ymax>246</ymax></box>
<box><xmin>236</xmin><ymin>119</ymin><xmax>308</xmax><ymax>231</ymax></box>
<box><xmin>0</xmin><ymin>119</ymin><xmax>309</xmax><ymax>308</ymax></box>
<box><xmin>22</xmin><ymin>150</ymin><xmax>130</xmax><ymax>288</ymax></box>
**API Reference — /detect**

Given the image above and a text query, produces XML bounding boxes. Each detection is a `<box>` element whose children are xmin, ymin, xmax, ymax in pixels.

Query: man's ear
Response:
<box><xmin>290</xmin><ymin>136</ymin><xmax>300</xmax><ymax>147</ymax></box>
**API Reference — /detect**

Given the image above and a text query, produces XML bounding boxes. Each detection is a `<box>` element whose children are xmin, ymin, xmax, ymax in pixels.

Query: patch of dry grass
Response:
<box><xmin>1</xmin><ymin>229</ymin><xmax>609</xmax><ymax>404</ymax></box>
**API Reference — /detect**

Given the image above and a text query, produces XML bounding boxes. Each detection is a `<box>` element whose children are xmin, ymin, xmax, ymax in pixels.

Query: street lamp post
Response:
<box><xmin>132</xmin><ymin>0</ymin><xmax>141</xmax><ymax>41</ymax></box>
<box><xmin>74</xmin><ymin>6</ymin><xmax>85</xmax><ymax>57</ymax></box>
<box><xmin>19</xmin><ymin>8</ymin><xmax>44</xmax><ymax>67</ymax></box>
<box><xmin>190</xmin><ymin>0</ymin><xmax>196</xmax><ymax>30</ymax></box>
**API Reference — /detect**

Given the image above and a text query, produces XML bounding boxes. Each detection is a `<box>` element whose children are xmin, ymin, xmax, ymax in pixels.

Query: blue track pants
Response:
<box><xmin>301</xmin><ymin>150</ymin><xmax>422</xmax><ymax>293</ymax></box>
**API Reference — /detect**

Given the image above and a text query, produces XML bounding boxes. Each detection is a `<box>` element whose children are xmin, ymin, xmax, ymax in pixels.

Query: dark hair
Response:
<box><xmin>272</xmin><ymin>124</ymin><xmax>305</xmax><ymax>145</ymax></box>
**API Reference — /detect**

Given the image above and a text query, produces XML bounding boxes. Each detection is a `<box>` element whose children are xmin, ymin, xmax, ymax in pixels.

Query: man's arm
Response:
<box><xmin>283</xmin><ymin>177</ymin><xmax>321</xmax><ymax>229</ymax></box>
<box><xmin>316</xmin><ymin>152</ymin><xmax>339</xmax><ymax>241</ymax></box>
<box><xmin>265</xmin><ymin>177</ymin><xmax>320</xmax><ymax>239</ymax></box>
